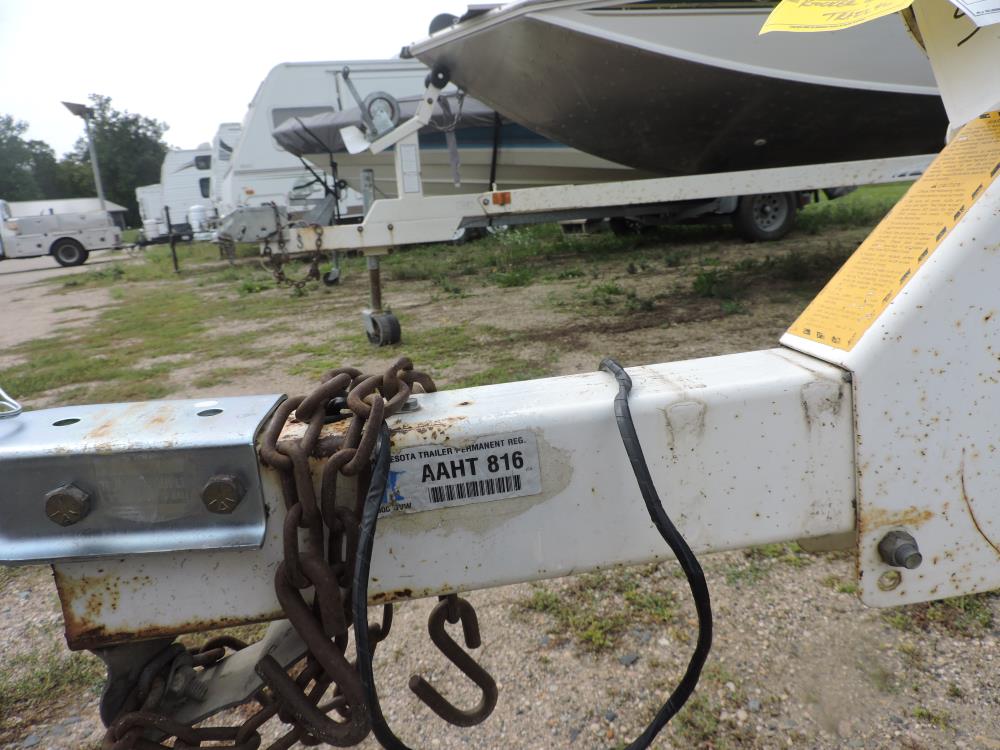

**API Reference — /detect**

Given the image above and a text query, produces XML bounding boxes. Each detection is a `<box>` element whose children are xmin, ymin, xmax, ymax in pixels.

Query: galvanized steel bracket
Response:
<box><xmin>0</xmin><ymin>395</ymin><xmax>283</xmax><ymax>563</ymax></box>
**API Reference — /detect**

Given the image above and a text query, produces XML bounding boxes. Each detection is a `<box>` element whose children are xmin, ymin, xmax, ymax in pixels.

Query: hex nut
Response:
<box><xmin>201</xmin><ymin>474</ymin><xmax>246</xmax><ymax>514</ymax></box>
<box><xmin>44</xmin><ymin>483</ymin><xmax>91</xmax><ymax>527</ymax></box>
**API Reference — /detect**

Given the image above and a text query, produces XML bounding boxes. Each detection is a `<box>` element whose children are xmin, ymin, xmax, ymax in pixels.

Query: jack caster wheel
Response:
<box><xmin>323</xmin><ymin>268</ymin><xmax>341</xmax><ymax>286</ymax></box>
<box><xmin>366</xmin><ymin>312</ymin><xmax>401</xmax><ymax>346</ymax></box>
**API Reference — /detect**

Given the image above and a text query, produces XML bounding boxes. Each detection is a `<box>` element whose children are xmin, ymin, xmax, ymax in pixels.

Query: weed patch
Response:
<box><xmin>519</xmin><ymin>567</ymin><xmax>676</xmax><ymax>651</ymax></box>
<box><xmin>912</xmin><ymin>705</ymin><xmax>950</xmax><ymax>729</ymax></box>
<box><xmin>491</xmin><ymin>267</ymin><xmax>535</xmax><ymax>287</ymax></box>
<box><xmin>798</xmin><ymin>182</ymin><xmax>911</xmax><ymax>232</ymax></box>
<box><xmin>725</xmin><ymin>543</ymin><xmax>810</xmax><ymax>586</ymax></box>
<box><xmin>0</xmin><ymin>645</ymin><xmax>103</xmax><ymax>728</ymax></box>
<box><xmin>882</xmin><ymin>592</ymin><xmax>996</xmax><ymax>637</ymax></box>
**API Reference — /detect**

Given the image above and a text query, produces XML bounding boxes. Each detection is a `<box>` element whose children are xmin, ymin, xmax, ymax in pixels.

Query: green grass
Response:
<box><xmin>822</xmin><ymin>574</ymin><xmax>859</xmax><ymax>595</ymax></box>
<box><xmin>690</xmin><ymin>243</ymin><xmax>854</xmax><ymax>302</ymax></box>
<box><xmin>724</xmin><ymin>543</ymin><xmax>810</xmax><ymax>586</ymax></box>
<box><xmin>667</xmin><ymin>665</ymin><xmax>757</xmax><ymax>749</ymax></box>
<box><xmin>882</xmin><ymin>592</ymin><xmax>996</xmax><ymax>637</ymax></box>
<box><xmin>5</xmin><ymin>199</ymin><xmax>908</xmax><ymax>408</ymax></box>
<box><xmin>59</xmin><ymin>242</ymin><xmax>263</xmax><ymax>289</ymax></box>
<box><xmin>520</xmin><ymin>566</ymin><xmax>676</xmax><ymax>651</ymax></box>
<box><xmin>912</xmin><ymin>705</ymin><xmax>950</xmax><ymax>729</ymax></box>
<box><xmin>0</xmin><ymin>283</ymin><xmax>291</xmax><ymax>404</ymax></box>
<box><xmin>672</xmin><ymin>693</ymin><xmax>720</xmax><ymax>745</ymax></box>
<box><xmin>798</xmin><ymin>182</ymin><xmax>911</xmax><ymax>233</ymax></box>
<box><xmin>0</xmin><ymin>645</ymin><xmax>104</xmax><ymax>726</ymax></box>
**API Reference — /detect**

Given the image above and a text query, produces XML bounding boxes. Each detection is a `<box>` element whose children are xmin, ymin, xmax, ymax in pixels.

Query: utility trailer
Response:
<box><xmin>0</xmin><ymin>199</ymin><xmax>122</xmax><ymax>267</ymax></box>
<box><xmin>262</xmin><ymin>74</ymin><xmax>934</xmax><ymax>345</ymax></box>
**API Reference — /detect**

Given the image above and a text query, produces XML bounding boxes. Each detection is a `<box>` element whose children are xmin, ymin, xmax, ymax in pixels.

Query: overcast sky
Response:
<box><xmin>0</xmin><ymin>1</ymin><xmax>461</xmax><ymax>155</ymax></box>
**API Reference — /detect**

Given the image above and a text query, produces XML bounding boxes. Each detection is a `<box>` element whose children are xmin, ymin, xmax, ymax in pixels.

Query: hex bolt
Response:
<box><xmin>201</xmin><ymin>474</ymin><xmax>246</xmax><ymax>514</ymax></box>
<box><xmin>44</xmin><ymin>483</ymin><xmax>91</xmax><ymax>526</ymax></box>
<box><xmin>877</xmin><ymin>530</ymin><xmax>923</xmax><ymax>570</ymax></box>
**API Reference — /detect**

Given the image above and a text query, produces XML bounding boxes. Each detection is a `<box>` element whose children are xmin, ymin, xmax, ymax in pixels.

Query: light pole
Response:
<box><xmin>62</xmin><ymin>101</ymin><xmax>106</xmax><ymax>211</ymax></box>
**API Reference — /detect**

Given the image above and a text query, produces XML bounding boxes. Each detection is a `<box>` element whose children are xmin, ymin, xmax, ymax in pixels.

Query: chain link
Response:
<box><xmin>261</xmin><ymin>204</ymin><xmax>326</xmax><ymax>292</ymax></box>
<box><xmin>103</xmin><ymin>357</ymin><xmax>436</xmax><ymax>749</ymax></box>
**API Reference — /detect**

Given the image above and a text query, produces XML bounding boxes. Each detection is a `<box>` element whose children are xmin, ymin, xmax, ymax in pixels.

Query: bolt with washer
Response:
<box><xmin>201</xmin><ymin>475</ymin><xmax>246</xmax><ymax>514</ymax></box>
<box><xmin>45</xmin><ymin>483</ymin><xmax>91</xmax><ymax>526</ymax></box>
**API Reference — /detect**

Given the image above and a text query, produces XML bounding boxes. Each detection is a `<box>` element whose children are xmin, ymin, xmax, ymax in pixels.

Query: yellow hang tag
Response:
<box><xmin>760</xmin><ymin>0</ymin><xmax>914</xmax><ymax>33</ymax></box>
<box><xmin>786</xmin><ymin>113</ymin><xmax>1000</xmax><ymax>352</ymax></box>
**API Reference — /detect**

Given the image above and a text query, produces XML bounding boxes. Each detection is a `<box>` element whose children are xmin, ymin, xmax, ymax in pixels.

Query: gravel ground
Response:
<box><xmin>2</xmin><ymin>552</ymin><xmax>998</xmax><ymax>749</ymax></box>
<box><xmin>1</xmin><ymin>230</ymin><xmax>999</xmax><ymax>749</ymax></box>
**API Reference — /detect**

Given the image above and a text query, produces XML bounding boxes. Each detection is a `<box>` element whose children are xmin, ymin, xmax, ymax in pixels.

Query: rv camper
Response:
<box><xmin>219</xmin><ymin>59</ymin><xmax>438</xmax><ymax>220</ymax></box>
<box><xmin>135</xmin><ymin>184</ymin><xmax>163</xmax><ymax>242</ymax></box>
<box><xmin>138</xmin><ymin>146</ymin><xmax>213</xmax><ymax>243</ymax></box>
<box><xmin>211</xmin><ymin>123</ymin><xmax>242</xmax><ymax>212</ymax></box>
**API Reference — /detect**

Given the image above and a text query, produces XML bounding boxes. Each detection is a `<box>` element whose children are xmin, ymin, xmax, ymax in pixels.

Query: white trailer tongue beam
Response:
<box><xmin>25</xmin><ymin>348</ymin><xmax>852</xmax><ymax>650</ymax></box>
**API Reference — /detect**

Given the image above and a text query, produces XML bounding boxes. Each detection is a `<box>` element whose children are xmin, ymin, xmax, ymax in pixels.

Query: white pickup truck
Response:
<box><xmin>0</xmin><ymin>199</ymin><xmax>122</xmax><ymax>267</ymax></box>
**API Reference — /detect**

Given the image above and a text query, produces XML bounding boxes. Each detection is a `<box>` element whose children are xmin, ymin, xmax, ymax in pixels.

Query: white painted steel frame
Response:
<box><xmin>51</xmin><ymin>349</ymin><xmax>854</xmax><ymax>648</ymax></box>
<box><xmin>784</xmin><ymin>172</ymin><xmax>1000</xmax><ymax>608</ymax></box>
<box><xmin>286</xmin><ymin>154</ymin><xmax>934</xmax><ymax>255</ymax></box>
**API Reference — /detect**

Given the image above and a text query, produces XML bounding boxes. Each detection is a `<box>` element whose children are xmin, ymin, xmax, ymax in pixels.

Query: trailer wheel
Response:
<box><xmin>732</xmin><ymin>193</ymin><xmax>797</xmax><ymax>242</ymax></box>
<box><xmin>366</xmin><ymin>312</ymin><xmax>402</xmax><ymax>346</ymax></box>
<box><xmin>51</xmin><ymin>239</ymin><xmax>89</xmax><ymax>267</ymax></box>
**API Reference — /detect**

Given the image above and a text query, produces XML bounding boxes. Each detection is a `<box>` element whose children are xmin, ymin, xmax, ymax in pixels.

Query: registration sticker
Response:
<box><xmin>382</xmin><ymin>430</ymin><xmax>542</xmax><ymax>515</ymax></box>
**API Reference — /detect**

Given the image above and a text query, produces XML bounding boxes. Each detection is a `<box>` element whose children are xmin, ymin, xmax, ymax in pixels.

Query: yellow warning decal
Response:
<box><xmin>787</xmin><ymin>112</ymin><xmax>1000</xmax><ymax>351</ymax></box>
<box><xmin>760</xmin><ymin>0</ymin><xmax>912</xmax><ymax>33</ymax></box>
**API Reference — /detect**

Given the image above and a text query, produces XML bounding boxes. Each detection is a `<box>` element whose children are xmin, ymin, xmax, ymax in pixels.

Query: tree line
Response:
<box><xmin>0</xmin><ymin>95</ymin><xmax>169</xmax><ymax>227</ymax></box>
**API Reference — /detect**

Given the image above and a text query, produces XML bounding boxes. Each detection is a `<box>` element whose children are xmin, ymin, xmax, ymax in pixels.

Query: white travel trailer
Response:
<box><xmin>135</xmin><ymin>184</ymin><xmax>163</xmax><ymax>240</ymax></box>
<box><xmin>138</xmin><ymin>146</ymin><xmax>214</xmax><ymax>242</ymax></box>
<box><xmin>211</xmin><ymin>123</ymin><xmax>242</xmax><ymax>210</ymax></box>
<box><xmin>219</xmin><ymin>59</ymin><xmax>437</xmax><ymax>219</ymax></box>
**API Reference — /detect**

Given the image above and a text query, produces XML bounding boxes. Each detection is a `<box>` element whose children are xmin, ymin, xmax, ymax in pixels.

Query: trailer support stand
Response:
<box><xmin>164</xmin><ymin>206</ymin><xmax>180</xmax><ymax>274</ymax></box>
<box><xmin>367</xmin><ymin>255</ymin><xmax>382</xmax><ymax>312</ymax></box>
<box><xmin>362</xmin><ymin>252</ymin><xmax>400</xmax><ymax>346</ymax></box>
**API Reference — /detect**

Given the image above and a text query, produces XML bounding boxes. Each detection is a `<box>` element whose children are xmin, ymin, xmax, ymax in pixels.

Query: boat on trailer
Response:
<box><xmin>273</xmin><ymin>91</ymin><xmax>654</xmax><ymax>198</ymax></box>
<box><xmin>403</xmin><ymin>1</ymin><xmax>949</xmax><ymax>176</ymax></box>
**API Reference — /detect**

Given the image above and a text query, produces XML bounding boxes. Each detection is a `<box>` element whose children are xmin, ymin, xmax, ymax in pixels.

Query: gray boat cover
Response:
<box><xmin>273</xmin><ymin>93</ymin><xmax>500</xmax><ymax>156</ymax></box>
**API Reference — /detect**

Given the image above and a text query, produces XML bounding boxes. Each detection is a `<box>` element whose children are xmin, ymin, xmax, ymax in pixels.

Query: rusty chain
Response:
<box><xmin>101</xmin><ymin>356</ymin><xmax>501</xmax><ymax>749</ymax></box>
<box><xmin>261</xmin><ymin>204</ymin><xmax>325</xmax><ymax>292</ymax></box>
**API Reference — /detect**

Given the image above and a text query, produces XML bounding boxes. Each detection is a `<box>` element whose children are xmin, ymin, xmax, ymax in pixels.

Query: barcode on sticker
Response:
<box><xmin>428</xmin><ymin>475</ymin><xmax>522</xmax><ymax>504</ymax></box>
<box><xmin>383</xmin><ymin>430</ymin><xmax>542</xmax><ymax>516</ymax></box>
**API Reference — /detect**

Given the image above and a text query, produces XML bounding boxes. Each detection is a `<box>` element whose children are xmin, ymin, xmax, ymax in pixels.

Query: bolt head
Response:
<box><xmin>45</xmin><ymin>483</ymin><xmax>91</xmax><ymax>526</ymax></box>
<box><xmin>878</xmin><ymin>530</ymin><xmax>923</xmax><ymax>570</ymax></box>
<box><xmin>201</xmin><ymin>475</ymin><xmax>245</xmax><ymax>514</ymax></box>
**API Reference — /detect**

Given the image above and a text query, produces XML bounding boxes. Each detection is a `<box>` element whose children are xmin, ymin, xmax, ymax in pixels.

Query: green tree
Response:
<box><xmin>66</xmin><ymin>94</ymin><xmax>169</xmax><ymax>226</ymax></box>
<box><xmin>0</xmin><ymin>115</ymin><xmax>42</xmax><ymax>199</ymax></box>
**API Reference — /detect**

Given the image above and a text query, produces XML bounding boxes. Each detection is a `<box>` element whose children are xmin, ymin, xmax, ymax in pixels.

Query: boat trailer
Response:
<box><xmin>242</xmin><ymin>67</ymin><xmax>935</xmax><ymax>346</ymax></box>
<box><xmin>0</xmin><ymin>0</ymin><xmax>998</xmax><ymax>747</ymax></box>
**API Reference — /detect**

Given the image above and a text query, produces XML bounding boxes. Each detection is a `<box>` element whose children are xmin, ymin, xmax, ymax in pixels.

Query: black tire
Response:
<box><xmin>451</xmin><ymin>227</ymin><xmax>486</xmax><ymax>245</ymax></box>
<box><xmin>609</xmin><ymin>217</ymin><xmax>641</xmax><ymax>237</ymax></box>
<box><xmin>51</xmin><ymin>239</ymin><xmax>89</xmax><ymax>267</ymax></box>
<box><xmin>366</xmin><ymin>313</ymin><xmax>402</xmax><ymax>346</ymax></box>
<box><xmin>732</xmin><ymin>193</ymin><xmax>797</xmax><ymax>242</ymax></box>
